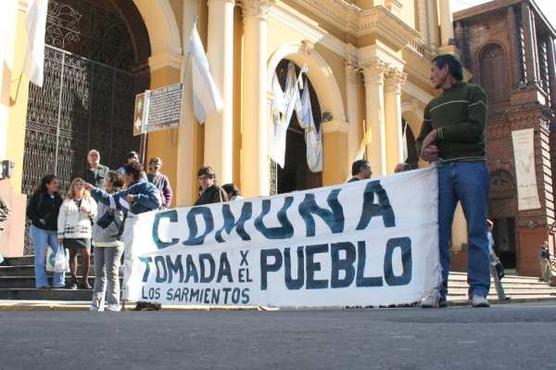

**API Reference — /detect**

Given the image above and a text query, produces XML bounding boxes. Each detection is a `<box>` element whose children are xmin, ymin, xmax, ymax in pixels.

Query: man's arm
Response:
<box><xmin>134</xmin><ymin>184</ymin><xmax>162</xmax><ymax>210</ymax></box>
<box><xmin>437</xmin><ymin>86</ymin><xmax>487</xmax><ymax>143</ymax></box>
<box><xmin>163</xmin><ymin>176</ymin><xmax>173</xmax><ymax>207</ymax></box>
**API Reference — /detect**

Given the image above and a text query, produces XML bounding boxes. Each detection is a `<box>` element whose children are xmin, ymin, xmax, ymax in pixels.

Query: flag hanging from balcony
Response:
<box><xmin>23</xmin><ymin>0</ymin><xmax>49</xmax><ymax>87</ymax></box>
<box><xmin>188</xmin><ymin>21</ymin><xmax>223</xmax><ymax>124</ymax></box>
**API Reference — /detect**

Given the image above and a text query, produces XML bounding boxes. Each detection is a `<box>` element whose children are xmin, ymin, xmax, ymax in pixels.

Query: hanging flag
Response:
<box><xmin>0</xmin><ymin>0</ymin><xmax>19</xmax><ymax>105</ymax></box>
<box><xmin>298</xmin><ymin>81</ymin><xmax>322</xmax><ymax>172</ymax></box>
<box><xmin>270</xmin><ymin>62</ymin><xmax>306</xmax><ymax>168</ymax></box>
<box><xmin>188</xmin><ymin>22</ymin><xmax>223</xmax><ymax>124</ymax></box>
<box><xmin>23</xmin><ymin>0</ymin><xmax>49</xmax><ymax>87</ymax></box>
<box><xmin>354</xmin><ymin>120</ymin><xmax>372</xmax><ymax>162</ymax></box>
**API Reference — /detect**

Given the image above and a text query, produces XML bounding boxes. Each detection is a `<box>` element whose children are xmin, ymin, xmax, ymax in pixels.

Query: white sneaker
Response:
<box><xmin>89</xmin><ymin>305</ymin><xmax>105</xmax><ymax>312</ymax></box>
<box><xmin>470</xmin><ymin>295</ymin><xmax>489</xmax><ymax>308</ymax></box>
<box><xmin>106</xmin><ymin>304</ymin><xmax>121</xmax><ymax>312</ymax></box>
<box><xmin>421</xmin><ymin>289</ymin><xmax>440</xmax><ymax>308</ymax></box>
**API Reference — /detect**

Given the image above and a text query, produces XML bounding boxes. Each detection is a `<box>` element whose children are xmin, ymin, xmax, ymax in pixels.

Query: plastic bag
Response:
<box><xmin>46</xmin><ymin>246</ymin><xmax>56</xmax><ymax>272</ymax></box>
<box><xmin>52</xmin><ymin>245</ymin><xmax>69</xmax><ymax>273</ymax></box>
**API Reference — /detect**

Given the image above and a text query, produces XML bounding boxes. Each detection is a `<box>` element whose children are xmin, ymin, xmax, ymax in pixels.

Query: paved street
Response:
<box><xmin>1</xmin><ymin>303</ymin><xmax>556</xmax><ymax>370</ymax></box>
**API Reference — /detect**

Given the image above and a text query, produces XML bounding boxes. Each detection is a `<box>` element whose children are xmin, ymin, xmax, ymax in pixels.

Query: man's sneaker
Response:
<box><xmin>421</xmin><ymin>289</ymin><xmax>441</xmax><ymax>308</ymax></box>
<box><xmin>106</xmin><ymin>304</ymin><xmax>121</xmax><ymax>312</ymax></box>
<box><xmin>438</xmin><ymin>298</ymin><xmax>448</xmax><ymax>308</ymax></box>
<box><xmin>470</xmin><ymin>295</ymin><xmax>490</xmax><ymax>308</ymax></box>
<box><xmin>89</xmin><ymin>305</ymin><xmax>104</xmax><ymax>312</ymax></box>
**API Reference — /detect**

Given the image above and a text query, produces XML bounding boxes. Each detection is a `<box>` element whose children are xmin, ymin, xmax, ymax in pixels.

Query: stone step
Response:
<box><xmin>448</xmin><ymin>283</ymin><xmax>556</xmax><ymax>293</ymax></box>
<box><xmin>0</xmin><ymin>265</ymin><xmax>100</xmax><ymax>277</ymax></box>
<box><xmin>447</xmin><ymin>289</ymin><xmax>556</xmax><ymax>297</ymax></box>
<box><xmin>448</xmin><ymin>295</ymin><xmax>556</xmax><ymax>304</ymax></box>
<box><xmin>449</xmin><ymin>272</ymin><xmax>540</xmax><ymax>282</ymax></box>
<box><xmin>0</xmin><ymin>288</ymin><xmax>93</xmax><ymax>301</ymax></box>
<box><xmin>0</xmin><ymin>276</ymin><xmax>98</xmax><ymax>289</ymax></box>
<box><xmin>4</xmin><ymin>255</ymin><xmax>94</xmax><ymax>266</ymax></box>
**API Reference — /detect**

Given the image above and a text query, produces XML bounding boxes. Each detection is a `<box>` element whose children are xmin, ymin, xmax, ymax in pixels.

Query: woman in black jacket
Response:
<box><xmin>194</xmin><ymin>166</ymin><xmax>228</xmax><ymax>206</ymax></box>
<box><xmin>26</xmin><ymin>175</ymin><xmax>65</xmax><ymax>289</ymax></box>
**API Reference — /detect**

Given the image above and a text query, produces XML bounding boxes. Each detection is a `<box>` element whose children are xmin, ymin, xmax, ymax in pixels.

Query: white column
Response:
<box><xmin>206</xmin><ymin>0</ymin><xmax>235</xmax><ymax>184</ymax></box>
<box><xmin>345</xmin><ymin>58</ymin><xmax>359</xmax><ymax>170</ymax></box>
<box><xmin>362</xmin><ymin>62</ymin><xmax>387</xmax><ymax>177</ymax></box>
<box><xmin>426</xmin><ymin>0</ymin><xmax>439</xmax><ymax>48</ymax></box>
<box><xmin>417</xmin><ymin>0</ymin><xmax>429</xmax><ymax>43</ymax></box>
<box><xmin>384</xmin><ymin>69</ymin><xmax>407</xmax><ymax>173</ymax></box>
<box><xmin>176</xmin><ymin>1</ymin><xmax>198</xmax><ymax>205</ymax></box>
<box><xmin>241</xmin><ymin>0</ymin><xmax>270</xmax><ymax>197</ymax></box>
<box><xmin>438</xmin><ymin>0</ymin><xmax>453</xmax><ymax>46</ymax></box>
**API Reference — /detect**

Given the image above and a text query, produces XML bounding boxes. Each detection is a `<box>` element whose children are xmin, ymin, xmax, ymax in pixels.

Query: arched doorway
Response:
<box><xmin>271</xmin><ymin>59</ymin><xmax>322</xmax><ymax>194</ymax></box>
<box><xmin>22</xmin><ymin>0</ymin><xmax>151</xmax><ymax>253</ymax></box>
<box><xmin>22</xmin><ymin>0</ymin><xmax>151</xmax><ymax>196</ymax></box>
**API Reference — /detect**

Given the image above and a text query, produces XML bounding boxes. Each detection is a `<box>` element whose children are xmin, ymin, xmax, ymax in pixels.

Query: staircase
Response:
<box><xmin>0</xmin><ymin>255</ymin><xmax>94</xmax><ymax>301</ymax></box>
<box><xmin>447</xmin><ymin>271</ymin><xmax>556</xmax><ymax>304</ymax></box>
<box><xmin>1</xmin><ymin>256</ymin><xmax>555</xmax><ymax>303</ymax></box>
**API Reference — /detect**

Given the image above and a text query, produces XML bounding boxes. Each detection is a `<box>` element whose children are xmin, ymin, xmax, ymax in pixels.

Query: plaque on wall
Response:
<box><xmin>133</xmin><ymin>83</ymin><xmax>183</xmax><ymax>135</ymax></box>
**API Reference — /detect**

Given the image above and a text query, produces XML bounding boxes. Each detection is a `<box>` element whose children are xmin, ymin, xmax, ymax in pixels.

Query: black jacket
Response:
<box><xmin>26</xmin><ymin>192</ymin><xmax>63</xmax><ymax>231</ymax></box>
<box><xmin>83</xmin><ymin>165</ymin><xmax>110</xmax><ymax>188</ymax></box>
<box><xmin>194</xmin><ymin>185</ymin><xmax>228</xmax><ymax>206</ymax></box>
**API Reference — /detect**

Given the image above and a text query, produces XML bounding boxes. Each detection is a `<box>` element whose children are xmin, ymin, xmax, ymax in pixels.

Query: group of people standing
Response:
<box><xmin>26</xmin><ymin>147</ymin><xmax>242</xmax><ymax>312</ymax></box>
<box><xmin>26</xmin><ymin>150</ymin><xmax>165</xmax><ymax>311</ymax></box>
<box><xmin>22</xmin><ymin>52</ymin><xmax>555</xmax><ymax>312</ymax></box>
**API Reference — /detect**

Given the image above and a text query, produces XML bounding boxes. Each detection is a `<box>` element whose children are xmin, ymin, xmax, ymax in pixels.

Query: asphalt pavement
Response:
<box><xmin>1</xmin><ymin>302</ymin><xmax>556</xmax><ymax>370</ymax></box>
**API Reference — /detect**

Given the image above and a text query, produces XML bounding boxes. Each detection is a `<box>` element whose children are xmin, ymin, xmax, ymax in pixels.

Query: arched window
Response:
<box><xmin>479</xmin><ymin>44</ymin><xmax>509</xmax><ymax>102</ymax></box>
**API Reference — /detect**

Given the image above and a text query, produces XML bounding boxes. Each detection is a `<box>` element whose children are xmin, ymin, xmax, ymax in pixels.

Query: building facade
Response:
<box><xmin>0</xmin><ymin>0</ymin><xmax>454</xmax><ymax>256</ymax></box>
<box><xmin>452</xmin><ymin>0</ymin><xmax>556</xmax><ymax>276</ymax></box>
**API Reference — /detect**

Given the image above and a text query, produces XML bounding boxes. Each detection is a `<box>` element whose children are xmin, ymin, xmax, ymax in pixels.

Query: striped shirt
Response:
<box><xmin>416</xmin><ymin>81</ymin><xmax>488</xmax><ymax>162</ymax></box>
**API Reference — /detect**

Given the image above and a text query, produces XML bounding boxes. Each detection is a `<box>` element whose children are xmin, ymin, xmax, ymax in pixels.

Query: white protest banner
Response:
<box><xmin>512</xmin><ymin>128</ymin><xmax>541</xmax><ymax>210</ymax></box>
<box><xmin>124</xmin><ymin>167</ymin><xmax>441</xmax><ymax>308</ymax></box>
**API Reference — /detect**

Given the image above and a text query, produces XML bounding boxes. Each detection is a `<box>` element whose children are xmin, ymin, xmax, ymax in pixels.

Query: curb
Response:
<box><xmin>1</xmin><ymin>297</ymin><xmax>555</xmax><ymax>312</ymax></box>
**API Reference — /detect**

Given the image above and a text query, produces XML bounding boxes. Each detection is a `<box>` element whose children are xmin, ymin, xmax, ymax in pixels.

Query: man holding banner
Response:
<box><xmin>417</xmin><ymin>54</ymin><xmax>490</xmax><ymax>308</ymax></box>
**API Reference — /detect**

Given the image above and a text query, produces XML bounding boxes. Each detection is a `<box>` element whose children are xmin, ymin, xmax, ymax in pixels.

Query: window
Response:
<box><xmin>479</xmin><ymin>44</ymin><xmax>509</xmax><ymax>102</ymax></box>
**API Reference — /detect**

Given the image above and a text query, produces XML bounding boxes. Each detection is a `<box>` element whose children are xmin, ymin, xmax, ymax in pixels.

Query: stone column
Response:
<box><xmin>362</xmin><ymin>62</ymin><xmax>387</xmax><ymax>177</ymax></box>
<box><xmin>206</xmin><ymin>0</ymin><xmax>235</xmax><ymax>184</ymax></box>
<box><xmin>546</xmin><ymin>38</ymin><xmax>556</xmax><ymax>108</ymax></box>
<box><xmin>417</xmin><ymin>0</ymin><xmax>429</xmax><ymax>43</ymax></box>
<box><xmin>241</xmin><ymin>0</ymin><xmax>270</xmax><ymax>197</ymax></box>
<box><xmin>507</xmin><ymin>5</ymin><xmax>522</xmax><ymax>88</ymax></box>
<box><xmin>426</xmin><ymin>0</ymin><xmax>439</xmax><ymax>48</ymax></box>
<box><xmin>345</xmin><ymin>57</ymin><xmax>359</xmax><ymax>171</ymax></box>
<box><xmin>521</xmin><ymin>3</ymin><xmax>539</xmax><ymax>85</ymax></box>
<box><xmin>176</xmin><ymin>0</ymin><xmax>200</xmax><ymax>205</ymax></box>
<box><xmin>384</xmin><ymin>69</ymin><xmax>407</xmax><ymax>174</ymax></box>
<box><xmin>438</xmin><ymin>0</ymin><xmax>453</xmax><ymax>47</ymax></box>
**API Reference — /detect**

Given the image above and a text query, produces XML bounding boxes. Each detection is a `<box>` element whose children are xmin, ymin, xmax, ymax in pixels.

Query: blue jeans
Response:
<box><xmin>30</xmin><ymin>225</ymin><xmax>65</xmax><ymax>288</ymax></box>
<box><xmin>438</xmin><ymin>161</ymin><xmax>490</xmax><ymax>299</ymax></box>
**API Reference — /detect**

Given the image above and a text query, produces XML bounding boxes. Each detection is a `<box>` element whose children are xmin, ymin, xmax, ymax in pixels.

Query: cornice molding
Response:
<box><xmin>240</xmin><ymin>0</ymin><xmax>276</xmax><ymax>19</ymax></box>
<box><xmin>268</xmin><ymin>2</ymin><xmax>347</xmax><ymax>57</ymax></box>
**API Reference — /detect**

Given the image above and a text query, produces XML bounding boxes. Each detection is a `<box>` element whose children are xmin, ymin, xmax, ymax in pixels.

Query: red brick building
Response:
<box><xmin>452</xmin><ymin>0</ymin><xmax>556</xmax><ymax>276</ymax></box>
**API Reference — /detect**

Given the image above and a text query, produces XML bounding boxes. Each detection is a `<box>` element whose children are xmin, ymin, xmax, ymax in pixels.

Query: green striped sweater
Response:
<box><xmin>416</xmin><ymin>81</ymin><xmax>488</xmax><ymax>161</ymax></box>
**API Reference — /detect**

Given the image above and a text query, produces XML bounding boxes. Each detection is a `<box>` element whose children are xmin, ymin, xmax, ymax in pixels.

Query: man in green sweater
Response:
<box><xmin>416</xmin><ymin>54</ymin><xmax>490</xmax><ymax>308</ymax></box>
